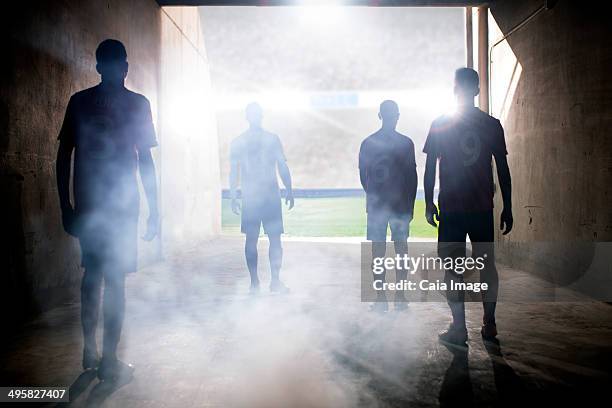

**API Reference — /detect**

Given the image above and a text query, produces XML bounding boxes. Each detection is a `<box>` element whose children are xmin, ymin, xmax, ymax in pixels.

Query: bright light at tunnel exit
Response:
<box><xmin>166</xmin><ymin>91</ymin><xmax>206</xmax><ymax>136</ymax></box>
<box><xmin>297</xmin><ymin>1</ymin><xmax>345</xmax><ymax>26</ymax></box>
<box><xmin>212</xmin><ymin>88</ymin><xmax>456</xmax><ymax>118</ymax></box>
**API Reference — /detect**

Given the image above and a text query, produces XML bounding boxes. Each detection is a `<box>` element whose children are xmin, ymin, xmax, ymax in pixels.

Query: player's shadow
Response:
<box><xmin>439</xmin><ymin>339</ymin><xmax>525</xmax><ymax>407</ymax></box>
<box><xmin>54</xmin><ymin>369</ymin><xmax>133</xmax><ymax>407</ymax></box>
<box><xmin>85</xmin><ymin>374</ymin><xmax>133</xmax><ymax>407</ymax></box>
<box><xmin>484</xmin><ymin>338</ymin><xmax>525</xmax><ymax>405</ymax></box>
<box><xmin>53</xmin><ymin>369</ymin><xmax>97</xmax><ymax>407</ymax></box>
<box><xmin>438</xmin><ymin>344</ymin><xmax>473</xmax><ymax>408</ymax></box>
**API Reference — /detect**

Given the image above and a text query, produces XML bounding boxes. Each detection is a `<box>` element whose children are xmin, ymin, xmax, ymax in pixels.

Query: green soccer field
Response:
<box><xmin>222</xmin><ymin>197</ymin><xmax>437</xmax><ymax>238</ymax></box>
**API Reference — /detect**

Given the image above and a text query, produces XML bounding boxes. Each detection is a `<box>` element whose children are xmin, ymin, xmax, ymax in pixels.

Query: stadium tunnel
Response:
<box><xmin>1</xmin><ymin>0</ymin><xmax>611</xmax><ymax>405</ymax></box>
<box><xmin>3</xmin><ymin>0</ymin><xmax>610</xmax><ymax>327</ymax></box>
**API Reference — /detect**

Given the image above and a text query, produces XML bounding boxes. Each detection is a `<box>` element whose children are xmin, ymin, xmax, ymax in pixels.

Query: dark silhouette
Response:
<box><xmin>438</xmin><ymin>344</ymin><xmax>473</xmax><ymax>407</ymax></box>
<box><xmin>229</xmin><ymin>102</ymin><xmax>294</xmax><ymax>293</ymax></box>
<box><xmin>56</xmin><ymin>39</ymin><xmax>159</xmax><ymax>381</ymax></box>
<box><xmin>438</xmin><ymin>339</ymin><xmax>525</xmax><ymax>407</ymax></box>
<box><xmin>423</xmin><ymin>68</ymin><xmax>513</xmax><ymax>346</ymax></box>
<box><xmin>85</xmin><ymin>370</ymin><xmax>134</xmax><ymax>407</ymax></box>
<box><xmin>359</xmin><ymin>100</ymin><xmax>418</xmax><ymax>312</ymax></box>
<box><xmin>58</xmin><ymin>369</ymin><xmax>98</xmax><ymax>407</ymax></box>
<box><xmin>483</xmin><ymin>338</ymin><xmax>525</xmax><ymax>405</ymax></box>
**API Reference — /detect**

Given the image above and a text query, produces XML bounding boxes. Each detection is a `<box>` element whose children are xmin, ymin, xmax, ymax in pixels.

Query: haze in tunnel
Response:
<box><xmin>199</xmin><ymin>6</ymin><xmax>464</xmax><ymax>189</ymax></box>
<box><xmin>3</xmin><ymin>1</ymin><xmax>612</xmax><ymax>407</ymax></box>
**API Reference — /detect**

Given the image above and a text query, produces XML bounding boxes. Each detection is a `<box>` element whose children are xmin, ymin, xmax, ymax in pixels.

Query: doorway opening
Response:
<box><xmin>200</xmin><ymin>6</ymin><xmax>466</xmax><ymax>239</ymax></box>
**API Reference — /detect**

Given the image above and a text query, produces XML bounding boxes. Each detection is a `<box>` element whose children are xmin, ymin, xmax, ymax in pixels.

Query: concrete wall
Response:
<box><xmin>0</xmin><ymin>1</ymin><xmax>221</xmax><ymax>329</ymax></box>
<box><xmin>160</xmin><ymin>8</ymin><xmax>221</xmax><ymax>252</ymax></box>
<box><xmin>489</xmin><ymin>0</ymin><xmax>612</xmax><ymax>283</ymax></box>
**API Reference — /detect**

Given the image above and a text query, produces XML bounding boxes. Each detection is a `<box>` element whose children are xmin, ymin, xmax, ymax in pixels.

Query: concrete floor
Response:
<box><xmin>2</xmin><ymin>237</ymin><xmax>612</xmax><ymax>407</ymax></box>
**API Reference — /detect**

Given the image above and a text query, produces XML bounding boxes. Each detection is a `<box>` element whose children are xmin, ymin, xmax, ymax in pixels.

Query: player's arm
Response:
<box><xmin>139</xmin><ymin>148</ymin><xmax>159</xmax><ymax>241</ymax></box>
<box><xmin>495</xmin><ymin>153</ymin><xmax>513</xmax><ymax>235</ymax></box>
<box><xmin>423</xmin><ymin>123</ymin><xmax>439</xmax><ymax>228</ymax></box>
<box><xmin>229</xmin><ymin>153</ymin><xmax>241</xmax><ymax>215</ymax></box>
<box><xmin>407</xmin><ymin>143</ymin><xmax>418</xmax><ymax>220</ymax></box>
<box><xmin>358</xmin><ymin>142</ymin><xmax>367</xmax><ymax>192</ymax></box>
<box><xmin>277</xmin><ymin>150</ymin><xmax>294</xmax><ymax>210</ymax></box>
<box><xmin>56</xmin><ymin>139</ymin><xmax>75</xmax><ymax>234</ymax></box>
<box><xmin>493</xmin><ymin>120</ymin><xmax>513</xmax><ymax>235</ymax></box>
<box><xmin>56</xmin><ymin>97</ymin><xmax>77</xmax><ymax>236</ymax></box>
<box><xmin>424</xmin><ymin>153</ymin><xmax>438</xmax><ymax>227</ymax></box>
<box><xmin>56</xmin><ymin>140</ymin><xmax>72</xmax><ymax>212</ymax></box>
<box><xmin>136</xmin><ymin>97</ymin><xmax>159</xmax><ymax>241</ymax></box>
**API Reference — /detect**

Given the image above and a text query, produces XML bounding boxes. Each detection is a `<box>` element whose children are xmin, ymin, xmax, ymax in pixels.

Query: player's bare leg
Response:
<box><xmin>245</xmin><ymin>231</ymin><xmax>260</xmax><ymax>293</ymax></box>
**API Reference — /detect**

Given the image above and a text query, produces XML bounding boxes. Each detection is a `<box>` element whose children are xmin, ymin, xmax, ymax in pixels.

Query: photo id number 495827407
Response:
<box><xmin>0</xmin><ymin>387</ymin><xmax>69</xmax><ymax>402</ymax></box>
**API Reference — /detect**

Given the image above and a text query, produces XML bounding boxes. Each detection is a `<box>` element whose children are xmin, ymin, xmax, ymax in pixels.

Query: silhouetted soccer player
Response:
<box><xmin>56</xmin><ymin>39</ymin><xmax>159</xmax><ymax>381</ymax></box>
<box><xmin>423</xmin><ymin>68</ymin><xmax>513</xmax><ymax>346</ymax></box>
<box><xmin>230</xmin><ymin>103</ymin><xmax>294</xmax><ymax>293</ymax></box>
<box><xmin>359</xmin><ymin>100</ymin><xmax>418</xmax><ymax>312</ymax></box>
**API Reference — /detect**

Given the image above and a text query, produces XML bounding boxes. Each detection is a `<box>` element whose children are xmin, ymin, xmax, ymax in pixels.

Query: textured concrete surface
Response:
<box><xmin>489</xmin><ymin>0</ymin><xmax>612</xmax><ymax>274</ymax></box>
<box><xmin>160</xmin><ymin>7</ymin><xmax>221</xmax><ymax>253</ymax></box>
<box><xmin>2</xmin><ymin>238</ymin><xmax>611</xmax><ymax>407</ymax></box>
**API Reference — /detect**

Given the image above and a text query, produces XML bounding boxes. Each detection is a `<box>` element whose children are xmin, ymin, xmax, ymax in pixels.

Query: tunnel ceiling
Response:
<box><xmin>156</xmin><ymin>1</ymin><xmax>490</xmax><ymax>6</ymax></box>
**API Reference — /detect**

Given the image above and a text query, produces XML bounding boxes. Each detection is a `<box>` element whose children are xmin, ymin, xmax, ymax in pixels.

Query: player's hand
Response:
<box><xmin>425</xmin><ymin>202</ymin><xmax>439</xmax><ymax>228</ymax></box>
<box><xmin>500</xmin><ymin>207</ymin><xmax>513</xmax><ymax>235</ymax></box>
<box><xmin>285</xmin><ymin>192</ymin><xmax>295</xmax><ymax>210</ymax></box>
<box><xmin>231</xmin><ymin>198</ymin><xmax>241</xmax><ymax>215</ymax></box>
<box><xmin>142</xmin><ymin>213</ymin><xmax>159</xmax><ymax>241</ymax></box>
<box><xmin>61</xmin><ymin>206</ymin><xmax>79</xmax><ymax>237</ymax></box>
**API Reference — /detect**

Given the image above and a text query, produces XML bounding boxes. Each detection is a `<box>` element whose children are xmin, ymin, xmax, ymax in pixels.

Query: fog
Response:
<box><xmin>200</xmin><ymin>6</ymin><xmax>464</xmax><ymax>189</ymax></box>
<box><xmin>120</xmin><ymin>240</ymin><xmax>446</xmax><ymax>408</ymax></box>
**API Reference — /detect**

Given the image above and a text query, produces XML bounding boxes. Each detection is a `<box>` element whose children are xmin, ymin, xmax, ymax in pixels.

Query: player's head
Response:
<box><xmin>378</xmin><ymin>100</ymin><xmax>400</xmax><ymax>127</ymax></box>
<box><xmin>454</xmin><ymin>67</ymin><xmax>480</xmax><ymax>100</ymax></box>
<box><xmin>96</xmin><ymin>39</ymin><xmax>128</xmax><ymax>83</ymax></box>
<box><xmin>245</xmin><ymin>102</ymin><xmax>263</xmax><ymax>127</ymax></box>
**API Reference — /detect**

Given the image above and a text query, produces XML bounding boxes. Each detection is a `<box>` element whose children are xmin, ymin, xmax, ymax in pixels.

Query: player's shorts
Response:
<box><xmin>78</xmin><ymin>212</ymin><xmax>139</xmax><ymax>273</ymax></box>
<box><xmin>367</xmin><ymin>209</ymin><xmax>411</xmax><ymax>242</ymax></box>
<box><xmin>241</xmin><ymin>198</ymin><xmax>284</xmax><ymax>236</ymax></box>
<box><xmin>437</xmin><ymin>210</ymin><xmax>494</xmax><ymax>259</ymax></box>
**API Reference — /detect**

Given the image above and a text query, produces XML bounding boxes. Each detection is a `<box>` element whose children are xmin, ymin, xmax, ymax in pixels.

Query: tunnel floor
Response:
<box><xmin>2</xmin><ymin>238</ymin><xmax>612</xmax><ymax>407</ymax></box>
